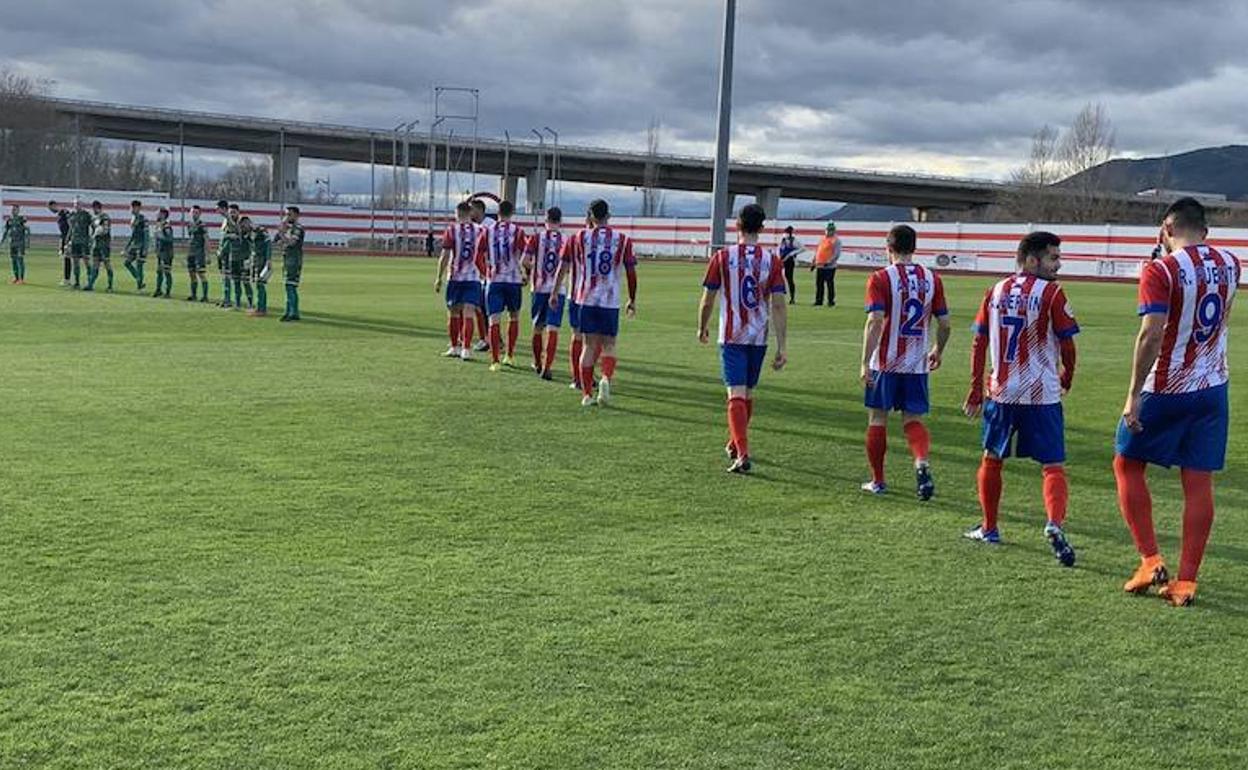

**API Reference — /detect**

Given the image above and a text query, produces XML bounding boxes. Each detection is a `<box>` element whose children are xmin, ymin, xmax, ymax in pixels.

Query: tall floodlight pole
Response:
<box><xmin>531</xmin><ymin>129</ymin><xmax>546</xmax><ymax>213</ymax></box>
<box><xmin>543</xmin><ymin>127</ymin><xmax>559</xmax><ymax>207</ymax></box>
<box><xmin>428</xmin><ymin>116</ymin><xmax>445</xmax><ymax>255</ymax></box>
<box><xmin>503</xmin><ymin>130</ymin><xmax>511</xmax><ymax>194</ymax></box>
<box><xmin>178</xmin><ymin>122</ymin><xmax>186</xmax><ymax>233</ymax></box>
<box><xmin>403</xmin><ymin>120</ymin><xmax>419</xmax><ymax>252</ymax></box>
<box><xmin>369</xmin><ymin>134</ymin><xmax>376</xmax><ymax>249</ymax></box>
<box><xmin>709</xmin><ymin>0</ymin><xmax>737</xmax><ymax>253</ymax></box>
<box><xmin>392</xmin><ymin>122</ymin><xmax>404</xmax><ymax>251</ymax></box>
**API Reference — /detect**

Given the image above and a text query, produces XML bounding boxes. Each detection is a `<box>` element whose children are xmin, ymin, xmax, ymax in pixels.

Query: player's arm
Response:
<box><xmin>1122</xmin><ymin>314</ymin><xmax>1166</xmax><ymax>432</ymax></box>
<box><xmin>770</xmin><ymin>290</ymin><xmax>788</xmax><ymax>371</ymax></box>
<box><xmin>549</xmin><ymin>240</ymin><xmax>573</xmax><ymax>309</ymax></box>
<box><xmin>434</xmin><ymin>229</ymin><xmax>453</xmax><ymax>291</ymax></box>
<box><xmin>963</xmin><ymin>293</ymin><xmax>991</xmax><ymax>418</ymax></box>
<box><xmin>624</xmin><ymin>239</ymin><xmax>638</xmax><ymax>318</ymax></box>
<box><xmin>697</xmin><ymin>287</ymin><xmax>717</xmax><ymax>344</ymax></box>
<box><xmin>860</xmin><ymin>273</ymin><xmax>886</xmax><ymax>384</ymax></box>
<box><xmin>1059</xmin><ymin>337</ymin><xmax>1077</xmax><ymax>393</ymax></box>
<box><xmin>860</xmin><ymin>312</ymin><xmax>885</xmax><ymax>386</ymax></box>
<box><xmin>929</xmin><ymin>276</ymin><xmax>952</xmax><ymax>371</ymax></box>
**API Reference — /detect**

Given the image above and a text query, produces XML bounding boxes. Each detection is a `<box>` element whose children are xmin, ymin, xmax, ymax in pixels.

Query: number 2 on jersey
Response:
<box><xmin>899</xmin><ymin>298</ymin><xmax>924</xmax><ymax>337</ymax></box>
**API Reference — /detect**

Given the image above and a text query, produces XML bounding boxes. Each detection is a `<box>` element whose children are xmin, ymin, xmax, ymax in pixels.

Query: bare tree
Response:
<box><xmin>641</xmin><ymin>117</ymin><xmax>665</xmax><ymax>217</ymax></box>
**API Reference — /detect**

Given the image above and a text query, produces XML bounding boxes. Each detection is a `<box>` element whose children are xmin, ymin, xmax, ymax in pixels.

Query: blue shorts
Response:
<box><xmin>487</xmin><ymin>283</ymin><xmax>523</xmax><ymax>315</ymax></box>
<box><xmin>445</xmin><ymin>280</ymin><xmax>481</xmax><ymax>309</ymax></box>
<box><xmin>531</xmin><ymin>292</ymin><xmax>566</xmax><ymax>328</ymax></box>
<box><xmin>721</xmin><ymin>344</ymin><xmax>767</xmax><ymax>389</ymax></box>
<box><xmin>864</xmin><ymin>372</ymin><xmax>929</xmax><ymax>414</ymax></box>
<box><xmin>1115</xmin><ymin>384</ymin><xmax>1228</xmax><ymax>471</ymax></box>
<box><xmin>477</xmin><ymin>281</ymin><xmax>487</xmax><ymax>309</ymax></box>
<box><xmin>578</xmin><ymin>305</ymin><xmax>619</xmax><ymax>337</ymax></box>
<box><xmin>568</xmin><ymin>301</ymin><xmax>581</xmax><ymax>331</ymax></box>
<box><xmin>982</xmin><ymin>400</ymin><xmax>1065</xmax><ymax>465</ymax></box>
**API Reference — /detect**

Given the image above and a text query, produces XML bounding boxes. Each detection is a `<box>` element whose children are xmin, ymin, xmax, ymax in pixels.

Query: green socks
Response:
<box><xmin>256</xmin><ymin>283</ymin><xmax>267</xmax><ymax>312</ymax></box>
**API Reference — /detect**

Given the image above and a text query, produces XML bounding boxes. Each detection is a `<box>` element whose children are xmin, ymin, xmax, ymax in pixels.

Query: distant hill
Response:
<box><xmin>1063</xmin><ymin>145</ymin><xmax>1248</xmax><ymax>201</ymax></box>
<box><xmin>827</xmin><ymin>203</ymin><xmax>914</xmax><ymax>221</ymax></box>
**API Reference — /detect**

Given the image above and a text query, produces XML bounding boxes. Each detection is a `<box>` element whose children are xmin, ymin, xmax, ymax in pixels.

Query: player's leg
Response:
<box><xmin>473</xmin><ymin>285</ymin><xmax>489</xmax><ymax>351</ymax></box>
<box><xmin>579</xmin><ymin>332</ymin><xmax>603</xmax><ymax>403</ymax></box>
<box><xmin>199</xmin><ymin>267</ymin><xmax>209</xmax><ymax>301</ymax></box>
<box><xmin>1113</xmin><ymin>390</ymin><xmax>1182</xmax><ymax>592</ymax></box>
<box><xmin>123</xmin><ymin>252</ymin><xmax>137</xmax><ymax>282</ymax></box>
<box><xmin>1161</xmin><ymin>385</ymin><xmax>1228</xmax><ymax>605</ymax></box>
<box><xmin>457</xmin><ymin>304</ymin><xmax>474</xmax><ymax>360</ymax></box>
<box><xmin>966</xmin><ymin>400</ymin><xmax>1009</xmax><ymax>543</ymax></box>
<box><xmin>1041</xmin><ymin>462</ymin><xmax>1075</xmax><ymax>567</ymax></box>
<box><xmin>16</xmin><ymin>250</ymin><xmax>26</xmax><ymax>282</ymax></box>
<box><xmin>1010</xmin><ymin>403</ymin><xmax>1074</xmax><ymax>564</ymax></box>
<box><xmin>863</xmin><ymin>408</ymin><xmax>889</xmax><ymax>494</ymax></box>
<box><xmin>725</xmin><ymin>381</ymin><xmax>752</xmax><ymax>473</ymax></box>
<box><xmin>542</xmin><ymin>295</ymin><xmax>565</xmax><ymax>380</ymax></box>
<box><xmin>505</xmin><ymin>307</ymin><xmax>520</xmax><ymax>365</ymax></box>
<box><xmin>84</xmin><ymin>252</ymin><xmax>99</xmax><ymax>291</ymax></box>
<box><xmin>902</xmin><ymin>414</ymin><xmax>934</xmax><ymax>500</ymax></box>
<box><xmin>165</xmin><ymin>260</ymin><xmax>174</xmax><ymax>297</ymax></box>
<box><xmin>568</xmin><ymin>301</ymin><xmax>583</xmax><ymax>389</ymax></box>
<box><xmin>136</xmin><ymin>255</ymin><xmax>147</xmax><ymax>290</ymax></box>
<box><xmin>187</xmin><ymin>261</ymin><xmax>197</xmax><ymax>301</ymax></box>
<box><xmin>784</xmin><ymin>260</ymin><xmax>796</xmax><ymax>304</ymax></box>
<box><xmin>9</xmin><ymin>249</ymin><xmax>18</xmax><ymax>282</ymax></box>
<box><xmin>62</xmin><ymin>247</ymin><xmax>72</xmax><ymax>286</ymax></box>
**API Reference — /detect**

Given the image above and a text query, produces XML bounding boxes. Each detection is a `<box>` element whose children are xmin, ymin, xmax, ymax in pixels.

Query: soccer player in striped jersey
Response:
<box><xmin>477</xmin><ymin>200</ymin><xmax>527</xmax><ymax>371</ymax></box>
<box><xmin>434</xmin><ymin>201</ymin><xmax>485</xmax><ymax>360</ymax></box>
<box><xmin>698</xmin><ymin>203</ymin><xmax>789</xmax><ymax>473</ymax></box>
<box><xmin>468</xmin><ymin>199</ymin><xmax>492</xmax><ymax>352</ymax></box>
<box><xmin>860</xmin><ymin>225</ymin><xmax>950</xmax><ymax>498</ymax></box>
<box><xmin>963</xmin><ymin>231</ymin><xmax>1078</xmax><ymax>567</ymax></box>
<box><xmin>524</xmin><ymin>206</ymin><xmax>566</xmax><ymax>380</ymax></box>
<box><xmin>1115</xmin><ymin>198</ymin><xmax>1240</xmax><ymax>606</ymax></box>
<box><xmin>551</xmin><ymin>199</ymin><xmax>638</xmax><ymax>407</ymax></box>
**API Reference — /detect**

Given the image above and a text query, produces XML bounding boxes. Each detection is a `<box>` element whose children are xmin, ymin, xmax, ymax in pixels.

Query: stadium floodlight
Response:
<box><xmin>531</xmin><ymin>129</ymin><xmax>546</xmax><ymax>212</ymax></box>
<box><xmin>543</xmin><ymin>127</ymin><xmax>560</xmax><ymax>207</ymax></box>
<box><xmin>709</xmin><ymin>0</ymin><xmax>737</xmax><ymax>253</ymax></box>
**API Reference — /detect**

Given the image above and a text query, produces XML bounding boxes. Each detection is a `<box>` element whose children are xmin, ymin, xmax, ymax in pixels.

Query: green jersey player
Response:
<box><xmin>152</xmin><ymin>208</ymin><xmax>175</xmax><ymax>298</ymax></box>
<box><xmin>1</xmin><ymin>204</ymin><xmax>29</xmax><ymax>283</ymax></box>
<box><xmin>277</xmin><ymin>206</ymin><xmax>304</xmax><ymax>322</ymax></box>
<box><xmin>123</xmin><ymin>200</ymin><xmax>148</xmax><ymax>291</ymax></box>
<box><xmin>186</xmin><ymin>205</ymin><xmax>209</xmax><ymax>302</ymax></box>
<box><xmin>84</xmin><ymin>200</ymin><xmax>114</xmax><ymax>292</ymax></box>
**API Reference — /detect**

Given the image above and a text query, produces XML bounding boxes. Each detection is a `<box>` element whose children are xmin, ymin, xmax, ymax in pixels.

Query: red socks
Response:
<box><xmin>728</xmin><ymin>396</ymin><xmax>750</xmax><ymax>458</ymax></box>
<box><xmin>507</xmin><ymin>319</ymin><xmax>519</xmax><ymax>357</ymax></box>
<box><xmin>531</xmin><ymin>332</ymin><xmax>543</xmax><ymax>369</ymax></box>
<box><xmin>489</xmin><ymin>324</ymin><xmax>502</xmax><ymax>363</ymax></box>
<box><xmin>476</xmin><ymin>309</ymin><xmax>488</xmax><ymax>342</ymax></box>
<box><xmin>978</xmin><ymin>456</ymin><xmax>1003</xmax><ymax>531</ymax></box>
<box><xmin>902</xmin><ymin>420</ymin><xmax>930</xmax><ymax>464</ymax></box>
<box><xmin>461</xmin><ymin>316</ymin><xmax>474</xmax><ymax>348</ymax></box>
<box><xmin>1179</xmin><ymin>469</ymin><xmax>1215</xmax><ymax>582</ymax></box>
<box><xmin>1113</xmin><ymin>455</ymin><xmax>1158</xmax><ymax>558</ymax></box>
<box><xmin>570</xmin><ymin>338</ymin><xmax>583</xmax><ymax>385</ymax></box>
<box><xmin>580</xmin><ymin>365</ymin><xmax>595</xmax><ymax>396</ymax></box>
<box><xmin>448</xmin><ymin>316</ymin><xmax>462</xmax><ymax>347</ymax></box>
<box><xmin>602</xmin><ymin>355</ymin><xmax>617</xmax><ymax>380</ymax></box>
<box><xmin>865</xmin><ymin>425</ymin><xmax>887</xmax><ymax>485</ymax></box>
<box><xmin>1042</xmin><ymin>465</ymin><xmax>1068</xmax><ymax>527</ymax></box>
<box><xmin>544</xmin><ymin>330</ymin><xmax>559</xmax><ymax>372</ymax></box>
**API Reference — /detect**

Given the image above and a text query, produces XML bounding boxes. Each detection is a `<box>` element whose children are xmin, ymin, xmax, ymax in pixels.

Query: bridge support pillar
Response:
<box><xmin>500</xmin><ymin>176</ymin><xmax>520</xmax><ymax>205</ymax></box>
<box><xmin>755</xmin><ymin>187</ymin><xmax>782</xmax><ymax>218</ymax></box>
<box><xmin>273</xmin><ymin>145</ymin><xmax>301</xmax><ymax>203</ymax></box>
<box><xmin>912</xmin><ymin>207</ymin><xmax>930</xmax><ymax>222</ymax></box>
<box><xmin>525</xmin><ymin>169</ymin><xmax>548</xmax><ymax>214</ymax></box>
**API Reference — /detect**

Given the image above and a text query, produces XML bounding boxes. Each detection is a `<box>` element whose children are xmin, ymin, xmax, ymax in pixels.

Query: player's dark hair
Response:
<box><xmin>784</xmin><ymin>225</ymin><xmax>794</xmax><ymax>234</ymax></box>
<box><xmin>1017</xmin><ymin>231</ymin><xmax>1061</xmax><ymax>263</ymax></box>
<box><xmin>48</xmin><ymin>200</ymin><xmax>57</xmax><ymax>207</ymax></box>
<box><xmin>239</xmin><ymin>216</ymin><xmax>251</xmax><ymax>224</ymax></box>
<box><xmin>887</xmin><ymin>224</ymin><xmax>917</xmax><ymax>255</ymax></box>
<box><xmin>588</xmin><ymin>199</ymin><xmax>609</xmax><ymax>221</ymax></box>
<box><xmin>286</xmin><ymin>206</ymin><xmax>300</xmax><ymax>215</ymax></box>
<box><xmin>498</xmin><ymin>200</ymin><xmax>515</xmax><ymax>217</ymax></box>
<box><xmin>546</xmin><ymin>206</ymin><xmax>562</xmax><ymax>223</ymax></box>
<box><xmin>737</xmin><ymin>203</ymin><xmax>766</xmax><ymax>234</ymax></box>
<box><xmin>191</xmin><ymin>204</ymin><xmax>201</xmax><ymax>212</ymax></box>
<box><xmin>469</xmin><ymin>199</ymin><xmax>486</xmax><ymax>211</ymax></box>
<box><xmin>455</xmin><ymin>201</ymin><xmax>472</xmax><ymax>215</ymax></box>
<box><xmin>159</xmin><ymin>207</ymin><xmax>169</xmax><ymax>216</ymax></box>
<box><xmin>216</xmin><ymin>199</ymin><xmax>229</xmax><ymax>209</ymax></box>
<box><xmin>130</xmin><ymin>199</ymin><xmax>142</xmax><ymax>207</ymax></box>
<box><xmin>228</xmin><ymin>203</ymin><xmax>240</xmax><ymax>211</ymax></box>
<box><xmin>1164</xmin><ymin>196</ymin><xmax>1207</xmax><ymax>233</ymax></box>
<box><xmin>91</xmin><ymin>200</ymin><xmax>102</xmax><ymax>208</ymax></box>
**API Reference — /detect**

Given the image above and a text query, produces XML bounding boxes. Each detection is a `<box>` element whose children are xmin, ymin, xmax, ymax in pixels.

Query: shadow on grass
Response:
<box><xmin>299</xmin><ymin>311</ymin><xmax>443</xmax><ymax>340</ymax></box>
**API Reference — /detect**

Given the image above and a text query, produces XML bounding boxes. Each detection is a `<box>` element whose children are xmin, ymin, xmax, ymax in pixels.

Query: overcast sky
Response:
<box><xmin>4</xmin><ymin>0</ymin><xmax>1248</xmax><ymax>204</ymax></box>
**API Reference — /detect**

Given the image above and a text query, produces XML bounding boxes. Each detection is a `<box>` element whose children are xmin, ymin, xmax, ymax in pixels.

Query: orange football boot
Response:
<box><xmin>1159</xmin><ymin>580</ymin><xmax>1197</xmax><ymax>607</ymax></box>
<box><xmin>1124</xmin><ymin>555</ymin><xmax>1169</xmax><ymax>594</ymax></box>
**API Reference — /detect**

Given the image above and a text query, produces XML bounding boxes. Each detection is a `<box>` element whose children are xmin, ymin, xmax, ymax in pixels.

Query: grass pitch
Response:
<box><xmin>2</xmin><ymin>248</ymin><xmax>1247</xmax><ymax>769</ymax></box>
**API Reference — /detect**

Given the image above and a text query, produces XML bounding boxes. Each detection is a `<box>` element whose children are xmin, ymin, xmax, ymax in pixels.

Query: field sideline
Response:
<box><xmin>2</xmin><ymin>247</ymin><xmax>1247</xmax><ymax>769</ymax></box>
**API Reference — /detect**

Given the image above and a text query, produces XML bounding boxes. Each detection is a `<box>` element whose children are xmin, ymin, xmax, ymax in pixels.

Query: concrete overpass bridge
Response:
<box><xmin>19</xmin><ymin>98</ymin><xmax>1248</xmax><ymax>222</ymax></box>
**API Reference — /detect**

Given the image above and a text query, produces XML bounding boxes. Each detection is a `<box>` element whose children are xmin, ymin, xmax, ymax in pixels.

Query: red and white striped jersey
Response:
<box><xmin>476</xmin><ymin>220</ymin><xmax>527</xmax><ymax>285</ymax></box>
<box><xmin>702</xmin><ymin>244</ymin><xmax>787</xmax><ymax>346</ymax></box>
<box><xmin>560</xmin><ymin>226</ymin><xmax>637</xmax><ymax>309</ymax></box>
<box><xmin>527</xmin><ymin>228</ymin><xmax>566</xmax><ymax>294</ymax></box>
<box><xmin>973</xmin><ymin>273</ymin><xmax>1080</xmax><ymax>405</ymax></box>
<box><xmin>865</xmin><ymin>263</ymin><xmax>948</xmax><ymax>374</ymax></box>
<box><xmin>442</xmin><ymin>222</ymin><xmax>483</xmax><ymax>282</ymax></box>
<box><xmin>1139</xmin><ymin>244</ymin><xmax>1240</xmax><ymax>394</ymax></box>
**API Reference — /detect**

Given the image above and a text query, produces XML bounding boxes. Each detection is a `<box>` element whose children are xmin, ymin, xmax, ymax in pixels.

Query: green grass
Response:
<box><xmin>3</xmin><ymin>247</ymin><xmax>1248</xmax><ymax>769</ymax></box>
